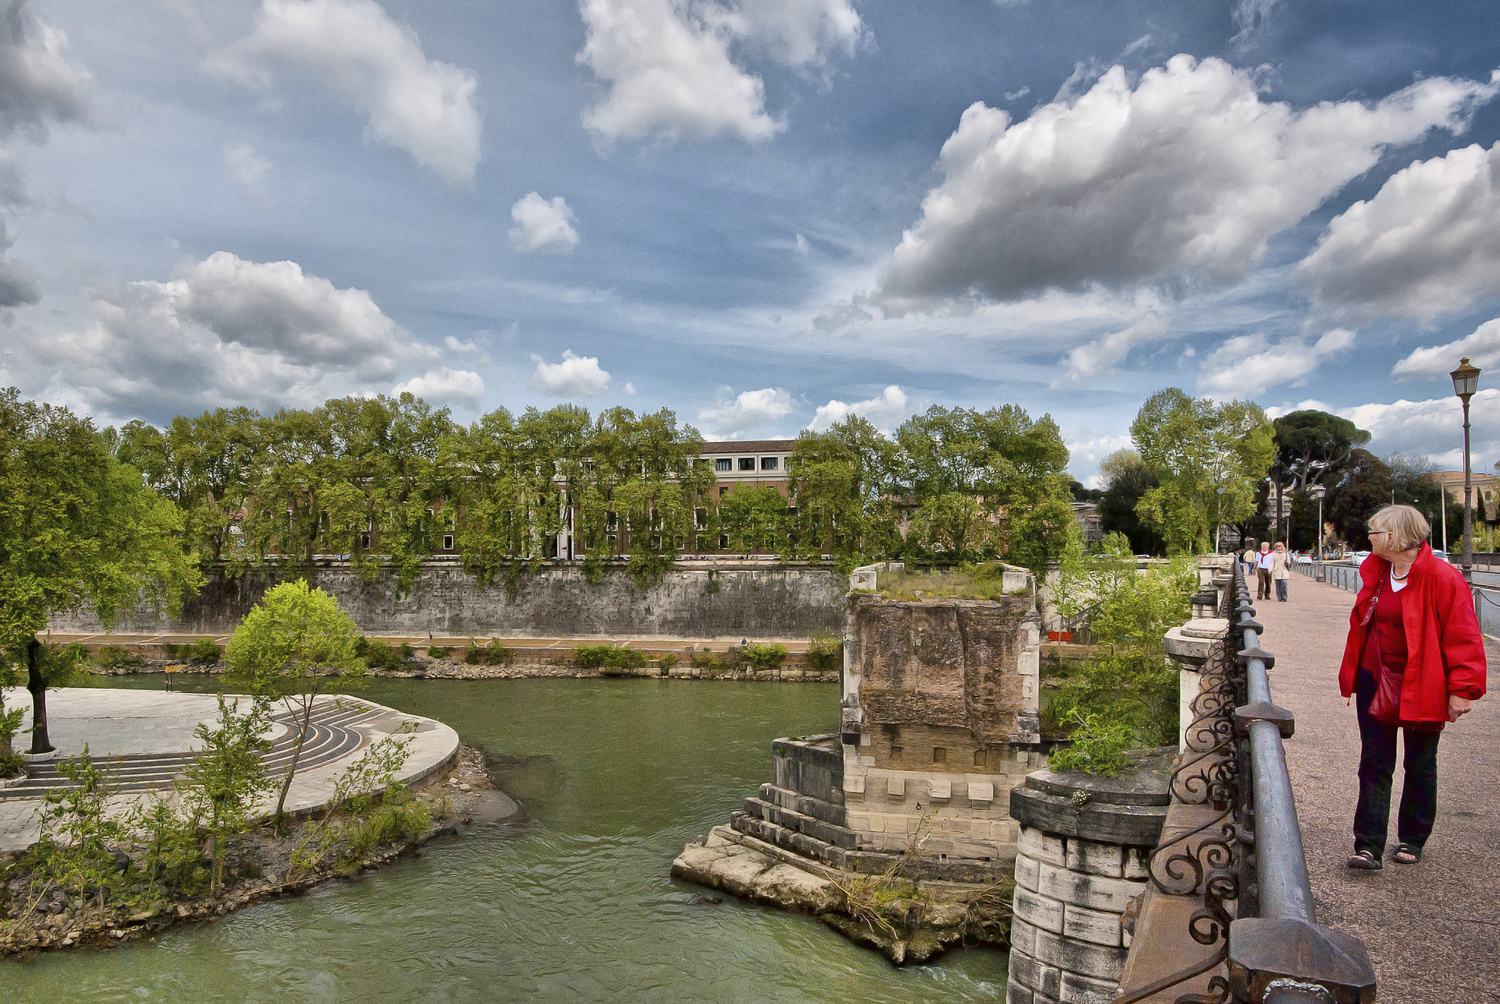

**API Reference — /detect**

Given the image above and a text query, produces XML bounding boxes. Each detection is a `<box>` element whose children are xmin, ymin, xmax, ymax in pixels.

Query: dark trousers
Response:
<box><xmin>1353</xmin><ymin>669</ymin><xmax>1441</xmax><ymax>855</ymax></box>
<box><xmin>1257</xmin><ymin>567</ymin><xmax>1272</xmax><ymax>599</ymax></box>
<box><xmin>1275</xmin><ymin>578</ymin><xmax>1288</xmax><ymax>601</ymax></box>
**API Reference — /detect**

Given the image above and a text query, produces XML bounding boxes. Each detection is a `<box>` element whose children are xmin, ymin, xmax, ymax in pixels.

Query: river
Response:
<box><xmin>4</xmin><ymin>676</ymin><xmax>1008</xmax><ymax>1002</ymax></box>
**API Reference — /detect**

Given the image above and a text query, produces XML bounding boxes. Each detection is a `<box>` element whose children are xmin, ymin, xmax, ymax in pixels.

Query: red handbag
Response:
<box><xmin>1359</xmin><ymin>577</ymin><xmax>1444</xmax><ymax>732</ymax></box>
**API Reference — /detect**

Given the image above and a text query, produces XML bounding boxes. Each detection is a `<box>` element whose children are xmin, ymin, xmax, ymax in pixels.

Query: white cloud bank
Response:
<box><xmin>3</xmin><ymin>252</ymin><xmax>451</xmax><ymax>420</ymax></box>
<box><xmin>697</xmin><ymin>386</ymin><xmax>793</xmax><ymax>435</ymax></box>
<box><xmin>875</xmin><ymin>55</ymin><xmax>1497</xmax><ymax>314</ymax></box>
<box><xmin>576</xmin><ymin>0</ymin><xmax>861</xmax><ymax>143</ymax></box>
<box><xmin>1301</xmin><ymin>138</ymin><xmax>1500</xmax><ymax>322</ymax></box>
<box><xmin>528</xmin><ymin>350</ymin><xmax>611</xmax><ymax>397</ymax></box>
<box><xmin>1197</xmin><ymin>328</ymin><xmax>1355</xmax><ymax>398</ymax></box>
<box><xmin>209</xmin><ymin>0</ymin><xmax>483</xmax><ymax>184</ymax></box>
<box><xmin>393</xmin><ymin>365</ymin><xmax>484</xmax><ymax>405</ymax></box>
<box><xmin>508</xmin><ymin>193</ymin><xmax>581</xmax><ymax>253</ymax></box>
<box><xmin>1393</xmin><ymin>317</ymin><xmax>1500</xmax><ymax>381</ymax></box>
<box><xmin>1339</xmin><ymin>388</ymin><xmax>1500</xmax><ymax>470</ymax></box>
<box><xmin>807</xmin><ymin>385</ymin><xmax>908</xmax><ymax>431</ymax></box>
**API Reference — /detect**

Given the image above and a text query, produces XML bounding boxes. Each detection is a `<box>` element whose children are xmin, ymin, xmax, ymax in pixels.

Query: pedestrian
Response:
<box><xmin>1256</xmin><ymin>541</ymin><xmax>1274</xmax><ymax>600</ymax></box>
<box><xmin>1340</xmin><ymin>505</ymin><xmax>1487</xmax><ymax>870</ymax></box>
<box><xmin>1272</xmin><ymin>541</ymin><xmax>1291</xmax><ymax>602</ymax></box>
<box><xmin>1241</xmin><ymin>544</ymin><xmax>1257</xmax><ymax>581</ymax></box>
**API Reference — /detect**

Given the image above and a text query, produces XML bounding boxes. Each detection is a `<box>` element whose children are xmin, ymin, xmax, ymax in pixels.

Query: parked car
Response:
<box><xmin>1293</xmin><ymin>553</ymin><xmax>1312</xmax><ymax>564</ymax></box>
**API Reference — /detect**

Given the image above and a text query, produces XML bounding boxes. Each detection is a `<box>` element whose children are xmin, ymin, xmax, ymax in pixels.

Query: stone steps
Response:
<box><xmin>757</xmin><ymin>783</ymin><xmax>847</xmax><ymax>827</ymax></box>
<box><xmin>742</xmin><ymin>796</ymin><xmax>857</xmax><ymax>849</ymax></box>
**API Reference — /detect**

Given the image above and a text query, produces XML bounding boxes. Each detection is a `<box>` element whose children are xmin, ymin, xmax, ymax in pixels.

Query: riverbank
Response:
<box><xmin>1</xmin><ymin>743</ymin><xmax>514</xmax><ymax>955</ymax></box>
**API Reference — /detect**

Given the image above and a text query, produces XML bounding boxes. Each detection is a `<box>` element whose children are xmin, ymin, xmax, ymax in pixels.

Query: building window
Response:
<box><xmin>605</xmin><ymin>511</ymin><xmax>618</xmax><ymax>531</ymax></box>
<box><xmin>890</xmin><ymin>745</ymin><xmax>903</xmax><ymax>763</ymax></box>
<box><xmin>718</xmin><ymin>534</ymin><xmax>729</xmax><ymax>549</ymax></box>
<box><xmin>738</xmin><ymin>457</ymin><xmax>756</xmax><ymax>471</ymax></box>
<box><xmin>695</xmin><ymin>535</ymin><xmax>708</xmax><ymax>551</ymax></box>
<box><xmin>973</xmin><ymin>750</ymin><xmax>985</xmax><ymax>768</ymax></box>
<box><xmin>360</xmin><ymin>533</ymin><xmax>371</xmax><ymax>549</ymax></box>
<box><xmin>761</xmin><ymin>456</ymin><xmax>778</xmax><ymax>470</ymax></box>
<box><xmin>715</xmin><ymin>458</ymin><xmax>732</xmax><ymax>472</ymax></box>
<box><xmin>606</xmin><ymin>533</ymin><xmax>617</xmax><ymax>550</ymax></box>
<box><xmin>650</xmin><ymin>534</ymin><xmax>662</xmax><ymax>550</ymax></box>
<box><xmin>694</xmin><ymin>508</ymin><xmax>707</xmax><ymax>530</ymax></box>
<box><xmin>426</xmin><ymin>508</ymin><xmax>435</xmax><ymax>518</ymax></box>
<box><xmin>443</xmin><ymin>534</ymin><xmax>454</xmax><ymax>550</ymax></box>
<box><xmin>932</xmin><ymin>747</ymin><xmax>947</xmax><ymax>764</ymax></box>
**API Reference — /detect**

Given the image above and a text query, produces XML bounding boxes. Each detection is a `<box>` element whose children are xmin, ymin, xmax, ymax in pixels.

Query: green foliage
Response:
<box><xmin>1047</xmin><ymin>711</ymin><xmax>1135</xmax><ymax>777</ymax></box>
<box><xmin>356</xmin><ymin>636</ymin><xmax>415</xmax><ymax>671</ymax></box>
<box><xmin>289</xmin><ymin>728</ymin><xmax>420</xmax><ymax>879</ymax></box>
<box><xmin>1097</xmin><ymin>450</ymin><xmax>1167</xmax><ymax>556</ymax></box>
<box><xmin>689</xmin><ymin>650</ymin><xmax>725</xmax><ymax>674</ymax></box>
<box><xmin>29</xmin><ymin>747</ymin><xmax>128</xmax><ymax>913</ymax></box>
<box><xmin>805</xmin><ymin>633</ymin><xmax>843</xmax><ymax>672</ymax></box>
<box><xmin>226</xmin><ymin>580</ymin><xmax>365</xmax><ymax>820</ymax></box>
<box><xmin>161</xmin><ymin>638</ymin><xmax>223</xmax><ymax>664</ymax></box>
<box><xmin>177</xmin><ymin>694</ymin><xmax>275</xmax><ymax>895</ymax></box>
<box><xmin>463</xmin><ymin>638</ymin><xmax>515</xmax><ymax>666</ymax></box>
<box><xmin>95</xmin><ymin>644</ymin><xmax>144</xmax><ymax>670</ymax></box>
<box><xmin>572</xmin><ymin>644</ymin><xmax>647</xmax><ymax>670</ymax></box>
<box><xmin>657</xmin><ymin>652</ymin><xmax>677</xmax><ymax>671</ymax></box>
<box><xmin>744</xmin><ymin>643</ymin><xmax>788</xmax><ymax>671</ymax></box>
<box><xmin>427</xmin><ymin>645</ymin><xmax>452</xmax><ymax>659</ymax></box>
<box><xmin>718</xmin><ymin>485</ymin><xmax>795</xmax><ymax>556</ymax></box>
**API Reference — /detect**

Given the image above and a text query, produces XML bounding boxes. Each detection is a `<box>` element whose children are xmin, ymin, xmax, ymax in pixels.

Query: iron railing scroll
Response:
<box><xmin>1116</xmin><ymin>564</ymin><xmax>1377</xmax><ymax>1004</ymax></box>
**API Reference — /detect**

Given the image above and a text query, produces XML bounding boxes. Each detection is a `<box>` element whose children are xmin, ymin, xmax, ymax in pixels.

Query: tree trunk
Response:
<box><xmin>274</xmin><ymin>698</ymin><xmax>316</xmax><ymax>823</ymax></box>
<box><xmin>26</xmin><ymin>638</ymin><xmax>52</xmax><ymax>755</ymax></box>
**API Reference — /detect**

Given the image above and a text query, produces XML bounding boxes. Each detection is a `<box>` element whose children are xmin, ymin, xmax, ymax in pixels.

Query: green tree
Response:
<box><xmin>0</xmin><ymin>389</ymin><xmax>201</xmax><ymax>753</ymax></box>
<box><xmin>179</xmin><ymin>694</ymin><xmax>275</xmax><ymax>895</ymax></box>
<box><xmin>226</xmin><ymin>580</ymin><xmax>365</xmax><ymax>824</ymax></box>
<box><xmin>718</xmin><ymin>484</ymin><xmax>794</xmax><ymax>555</ymax></box>
<box><xmin>1097</xmin><ymin>450</ymin><xmax>1166</xmax><ymax>556</ymax></box>
<box><xmin>1131</xmin><ymin>389</ymin><xmax>1274</xmax><ymax>554</ymax></box>
<box><xmin>788</xmin><ymin>416</ymin><xmax>900</xmax><ymax>562</ymax></box>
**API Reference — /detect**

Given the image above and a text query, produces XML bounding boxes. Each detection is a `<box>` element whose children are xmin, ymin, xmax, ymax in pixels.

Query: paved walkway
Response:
<box><xmin>1259</xmin><ymin>573</ymin><xmax>1500</xmax><ymax>1003</ymax></box>
<box><xmin>0</xmin><ymin>688</ymin><xmax>459</xmax><ymax>853</ymax></box>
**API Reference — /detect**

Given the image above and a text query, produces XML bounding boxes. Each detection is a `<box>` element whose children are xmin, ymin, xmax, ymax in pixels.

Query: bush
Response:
<box><xmin>163</xmin><ymin>639</ymin><xmax>223</xmax><ymax>664</ymax></box>
<box><xmin>805</xmin><ymin>634</ymin><xmax>843</xmax><ymax>672</ymax></box>
<box><xmin>1042</xmin><ymin>651</ymin><xmax>1178</xmax><ymax>748</ymax></box>
<box><xmin>1047</xmin><ymin>711</ymin><xmax>1134</xmax><ymax>777</ymax></box>
<box><xmin>355</xmin><ymin>637</ymin><xmax>410</xmax><ymax>671</ymax></box>
<box><xmin>464</xmin><ymin>639</ymin><xmax>515</xmax><ymax>666</ymax></box>
<box><xmin>573</xmin><ymin>644</ymin><xmax>647</xmax><ymax>670</ymax></box>
<box><xmin>96</xmin><ymin>645</ymin><xmax>145</xmax><ymax>670</ymax></box>
<box><xmin>689</xmin><ymin>651</ymin><xmax>725</xmax><ymax>675</ymax></box>
<box><xmin>745</xmin><ymin>643</ymin><xmax>788</xmax><ymax>671</ymax></box>
<box><xmin>427</xmin><ymin>645</ymin><xmax>452</xmax><ymax>659</ymax></box>
<box><xmin>658</xmin><ymin>653</ymin><xmax>678</xmax><ymax>671</ymax></box>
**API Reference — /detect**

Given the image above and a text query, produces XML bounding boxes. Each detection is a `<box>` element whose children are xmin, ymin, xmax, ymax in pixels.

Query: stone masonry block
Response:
<box><xmin>1008</xmin><ymin>949</ymin><xmax>1061</xmax><ymax>999</ymax></box>
<box><xmin>1018</xmin><ymin>826</ymin><xmax>1066</xmax><ymax>866</ymax></box>
<box><xmin>1065</xmin><ymin>838</ymin><xmax>1124</xmax><ymax>878</ymax></box>
<box><xmin>1012</xmin><ymin>888</ymin><xmax>1065</xmax><ymax>934</ymax></box>
<box><xmin>1062</xmin><ymin>903</ymin><xmax>1123</xmax><ymax>947</ymax></box>
<box><xmin>1010</xmin><ymin>917</ymin><xmax>1038</xmax><ymax>956</ymax></box>
<box><xmin>1123</xmin><ymin>846</ymin><xmax>1150</xmax><ymax>880</ymax></box>
<box><xmin>929</xmin><ymin>778</ymin><xmax>952</xmax><ymax>800</ymax></box>
<box><xmin>1014</xmin><ymin>853</ymin><xmax>1040</xmax><ymax>891</ymax></box>
<box><xmin>968</xmin><ymin>781</ymin><xmax>995</xmax><ymax>805</ymax></box>
<box><xmin>843</xmin><ymin>774</ymin><xmax>865</xmax><ymax>795</ymax></box>
<box><xmin>1032</xmin><ymin>929</ymin><xmax>1128</xmax><ymax>982</ymax></box>
<box><xmin>1006</xmin><ymin>982</ymin><xmax>1033</xmax><ymax>1004</ymax></box>
<box><xmin>1059</xmin><ymin>971</ymin><xmax>1119</xmax><ymax>1004</ymax></box>
<box><xmin>1037</xmin><ymin>862</ymin><xmax>1146</xmax><ymax>913</ymax></box>
<box><xmin>886</xmin><ymin>775</ymin><xmax>906</xmax><ymax>797</ymax></box>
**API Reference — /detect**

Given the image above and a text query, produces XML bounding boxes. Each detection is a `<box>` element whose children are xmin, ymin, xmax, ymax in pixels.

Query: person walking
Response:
<box><xmin>1339</xmin><ymin>505</ymin><xmax>1487</xmax><ymax>869</ymax></box>
<box><xmin>1241</xmin><ymin>545</ymin><xmax>1257</xmax><ymax>580</ymax></box>
<box><xmin>1271</xmin><ymin>541</ymin><xmax>1291</xmax><ymax>602</ymax></box>
<box><xmin>1256</xmin><ymin>541</ymin><xmax>1274</xmax><ymax>600</ymax></box>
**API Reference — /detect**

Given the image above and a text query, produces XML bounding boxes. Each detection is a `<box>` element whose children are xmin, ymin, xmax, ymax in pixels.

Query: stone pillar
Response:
<box><xmin>1163</xmin><ymin>618</ymin><xmax>1228</xmax><ymax>749</ymax></box>
<box><xmin>1006</xmin><ymin>760</ymin><xmax>1169</xmax><ymax>1004</ymax></box>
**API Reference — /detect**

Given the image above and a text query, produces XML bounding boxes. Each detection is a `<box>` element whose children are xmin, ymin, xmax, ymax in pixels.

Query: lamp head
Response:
<box><xmin>1450</xmin><ymin>356</ymin><xmax>1481</xmax><ymax>402</ymax></box>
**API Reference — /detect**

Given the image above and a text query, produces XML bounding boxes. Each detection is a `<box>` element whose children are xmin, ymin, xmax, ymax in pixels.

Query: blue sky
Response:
<box><xmin>3</xmin><ymin>0</ymin><xmax>1500</xmax><ymax>483</ymax></box>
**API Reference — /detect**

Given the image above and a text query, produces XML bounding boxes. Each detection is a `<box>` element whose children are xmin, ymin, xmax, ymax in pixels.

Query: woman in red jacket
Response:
<box><xmin>1339</xmin><ymin>505</ymin><xmax>1487</xmax><ymax>869</ymax></box>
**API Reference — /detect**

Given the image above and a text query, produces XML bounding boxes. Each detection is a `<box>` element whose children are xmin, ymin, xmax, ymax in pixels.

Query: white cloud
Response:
<box><xmin>2</xmin><ymin>252</ymin><xmax>438</xmax><ymax>420</ymax></box>
<box><xmin>209</xmin><ymin>0</ymin><xmax>482</xmax><ymax>184</ymax></box>
<box><xmin>1065</xmin><ymin>432</ymin><xmax>1134</xmax><ymax>485</ymax></box>
<box><xmin>1054</xmin><ymin>312</ymin><xmax>1170</xmax><ymax>385</ymax></box>
<box><xmin>1229</xmin><ymin>0</ymin><xmax>1283</xmax><ymax>48</ymax></box>
<box><xmin>807</xmin><ymin>385</ymin><xmax>908</xmax><ymax>431</ymax></box>
<box><xmin>508</xmin><ymin>192</ymin><xmax>581</xmax><ymax>253</ymax></box>
<box><xmin>576</xmin><ymin>0</ymin><xmax>860</xmax><ymax>143</ymax></box>
<box><xmin>697</xmin><ymin>386</ymin><xmax>793</xmax><ymax>435</ymax></box>
<box><xmin>1339</xmin><ymin>388</ymin><xmax>1500</xmax><ymax>469</ymax></box>
<box><xmin>393</xmin><ymin>365</ymin><xmax>484</xmax><ymax>404</ymax></box>
<box><xmin>1197</xmin><ymin>328</ymin><xmax>1355</xmax><ymax>398</ymax></box>
<box><xmin>1301</xmin><ymin>140</ymin><xmax>1500</xmax><ymax>322</ymax></box>
<box><xmin>224</xmin><ymin>142</ymin><xmax>271</xmax><ymax>204</ymax></box>
<box><xmin>876</xmin><ymin>55</ymin><xmax>1497</xmax><ymax>313</ymax></box>
<box><xmin>1263</xmin><ymin>399</ymin><xmax>1333</xmax><ymax>421</ymax></box>
<box><xmin>528</xmin><ymin>349</ymin><xmax>611</xmax><ymax>397</ymax></box>
<box><xmin>1393</xmin><ymin>317</ymin><xmax>1500</xmax><ymax>381</ymax></box>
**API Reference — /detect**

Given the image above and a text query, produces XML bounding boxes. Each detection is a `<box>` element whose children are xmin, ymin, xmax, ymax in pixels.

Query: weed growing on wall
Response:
<box><xmin>572</xmin><ymin>644</ymin><xmax>646</xmax><ymax>670</ymax></box>
<box><xmin>745</xmin><ymin>643</ymin><xmax>787</xmax><ymax>671</ymax></box>
<box><xmin>463</xmin><ymin>639</ymin><xmax>514</xmax><ymax>665</ymax></box>
<box><xmin>805</xmin><ymin>633</ymin><xmax>843</xmax><ymax>672</ymax></box>
<box><xmin>1047</xmin><ymin>711</ymin><xmax>1135</xmax><ymax>777</ymax></box>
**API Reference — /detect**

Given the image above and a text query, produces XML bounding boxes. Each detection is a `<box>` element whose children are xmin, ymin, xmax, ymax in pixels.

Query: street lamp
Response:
<box><xmin>1450</xmin><ymin>356</ymin><xmax>1481</xmax><ymax>584</ymax></box>
<box><xmin>1310</xmin><ymin>484</ymin><xmax>1326</xmax><ymax>561</ymax></box>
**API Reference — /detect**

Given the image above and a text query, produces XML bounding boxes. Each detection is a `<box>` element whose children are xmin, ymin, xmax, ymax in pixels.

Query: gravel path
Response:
<box><xmin>1262</xmin><ymin>573</ymin><xmax>1500</xmax><ymax>1003</ymax></box>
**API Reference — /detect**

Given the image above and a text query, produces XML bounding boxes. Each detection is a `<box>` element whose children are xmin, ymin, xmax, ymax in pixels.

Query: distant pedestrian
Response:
<box><xmin>1340</xmin><ymin>505</ymin><xmax>1487</xmax><ymax>870</ymax></box>
<box><xmin>1272</xmin><ymin>542</ymin><xmax>1291</xmax><ymax>602</ymax></box>
<box><xmin>1256</xmin><ymin>542</ymin><xmax>1273</xmax><ymax>600</ymax></box>
<box><xmin>1241</xmin><ymin>545</ymin><xmax>1257</xmax><ymax>581</ymax></box>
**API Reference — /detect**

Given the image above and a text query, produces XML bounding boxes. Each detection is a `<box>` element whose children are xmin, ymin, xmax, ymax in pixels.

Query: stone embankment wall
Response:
<box><xmin>50</xmin><ymin>559</ymin><xmax>845</xmax><ymax>639</ymax></box>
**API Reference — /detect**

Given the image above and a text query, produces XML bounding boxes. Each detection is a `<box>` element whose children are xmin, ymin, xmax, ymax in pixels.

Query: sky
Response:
<box><xmin>1</xmin><ymin>0</ymin><xmax>1499</xmax><ymax>485</ymax></box>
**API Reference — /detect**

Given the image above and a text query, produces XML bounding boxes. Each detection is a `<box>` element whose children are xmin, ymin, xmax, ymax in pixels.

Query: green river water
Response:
<box><xmin>5</xmin><ymin>677</ymin><xmax>1007</xmax><ymax>1003</ymax></box>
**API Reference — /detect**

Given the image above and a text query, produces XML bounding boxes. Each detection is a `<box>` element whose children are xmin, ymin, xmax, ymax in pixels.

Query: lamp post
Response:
<box><xmin>1310</xmin><ymin>484</ymin><xmax>1325</xmax><ymax>561</ymax></box>
<box><xmin>1450</xmin><ymin>356</ymin><xmax>1481</xmax><ymax>584</ymax></box>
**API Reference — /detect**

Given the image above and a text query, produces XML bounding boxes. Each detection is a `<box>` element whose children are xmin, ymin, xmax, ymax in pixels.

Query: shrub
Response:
<box><xmin>573</xmin><ymin>644</ymin><xmax>647</xmax><ymax>670</ymax></box>
<box><xmin>745</xmin><ymin>643</ymin><xmax>788</xmax><ymax>671</ymax></box>
<box><xmin>464</xmin><ymin>639</ymin><xmax>515</xmax><ymax>666</ymax></box>
<box><xmin>658</xmin><ymin>653</ymin><xmax>678</xmax><ymax>671</ymax></box>
<box><xmin>427</xmin><ymin>645</ymin><xmax>452</xmax><ymax>659</ymax></box>
<box><xmin>355</xmin><ymin>637</ymin><xmax>409</xmax><ymax>671</ymax></box>
<box><xmin>96</xmin><ymin>645</ymin><xmax>145</xmax><ymax>669</ymax></box>
<box><xmin>689</xmin><ymin>651</ymin><xmax>724</xmax><ymax>674</ymax></box>
<box><xmin>805</xmin><ymin>633</ymin><xmax>843</xmax><ymax>672</ymax></box>
<box><xmin>1047</xmin><ymin>710</ymin><xmax>1134</xmax><ymax>777</ymax></box>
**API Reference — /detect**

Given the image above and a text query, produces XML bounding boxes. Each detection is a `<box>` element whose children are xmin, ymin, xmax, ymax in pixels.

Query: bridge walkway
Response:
<box><xmin>1261</xmin><ymin>573</ymin><xmax>1500</xmax><ymax>1003</ymax></box>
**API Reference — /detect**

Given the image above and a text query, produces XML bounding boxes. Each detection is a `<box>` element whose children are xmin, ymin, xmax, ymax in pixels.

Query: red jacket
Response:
<box><xmin>1339</xmin><ymin>543</ymin><xmax>1487</xmax><ymax>721</ymax></box>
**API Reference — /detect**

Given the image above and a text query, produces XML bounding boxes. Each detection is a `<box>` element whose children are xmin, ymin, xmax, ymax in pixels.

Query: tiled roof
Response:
<box><xmin>698</xmin><ymin>440</ymin><xmax>796</xmax><ymax>454</ymax></box>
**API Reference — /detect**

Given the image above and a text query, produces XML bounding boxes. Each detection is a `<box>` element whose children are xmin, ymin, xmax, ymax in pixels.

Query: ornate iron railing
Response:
<box><xmin>1117</xmin><ymin>564</ymin><xmax>1377</xmax><ymax>1004</ymax></box>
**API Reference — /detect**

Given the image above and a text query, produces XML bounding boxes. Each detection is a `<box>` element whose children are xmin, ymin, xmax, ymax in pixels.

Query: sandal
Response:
<box><xmin>1346</xmin><ymin>849</ymin><xmax>1382</xmax><ymax>870</ymax></box>
<box><xmin>1393</xmin><ymin>843</ymin><xmax>1422</xmax><ymax>864</ymax></box>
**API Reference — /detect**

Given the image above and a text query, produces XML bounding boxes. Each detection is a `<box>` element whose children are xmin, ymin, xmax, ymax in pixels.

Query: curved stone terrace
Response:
<box><xmin>0</xmin><ymin>688</ymin><xmax>459</xmax><ymax>853</ymax></box>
